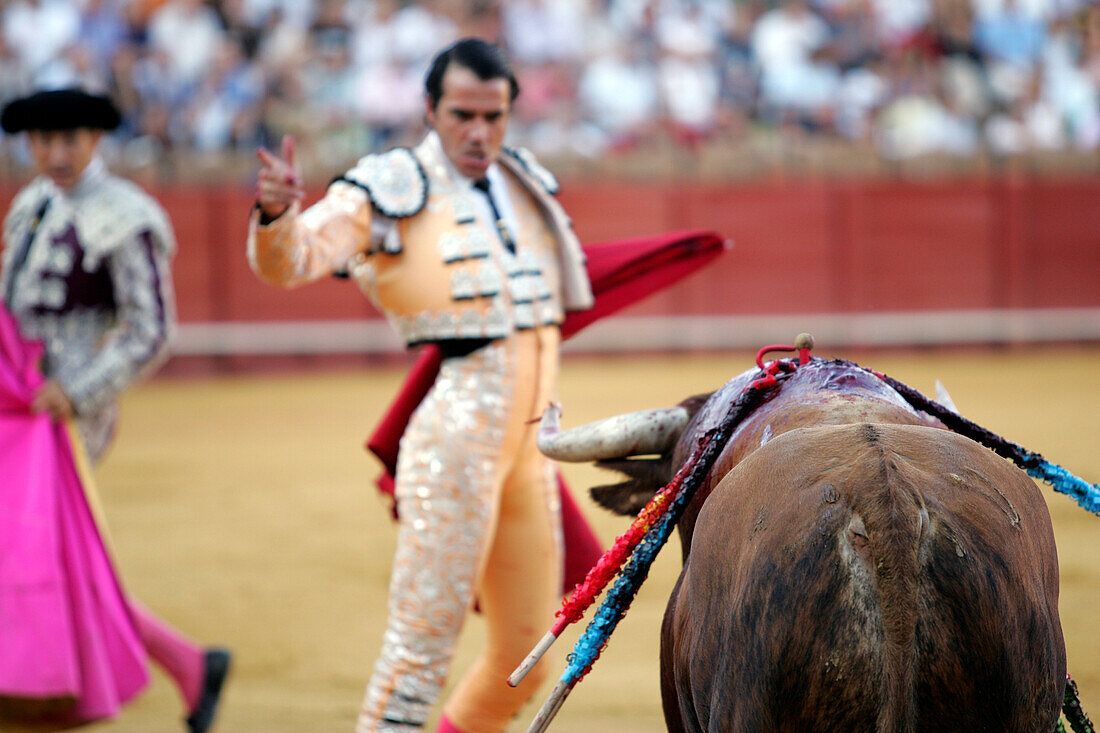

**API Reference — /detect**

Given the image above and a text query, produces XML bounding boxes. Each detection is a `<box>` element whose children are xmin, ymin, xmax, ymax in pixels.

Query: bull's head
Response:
<box><xmin>538</xmin><ymin>395</ymin><xmax>711</xmax><ymax>515</ymax></box>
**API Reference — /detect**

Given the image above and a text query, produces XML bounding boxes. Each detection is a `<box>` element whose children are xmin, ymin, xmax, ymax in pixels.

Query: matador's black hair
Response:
<box><xmin>424</xmin><ymin>38</ymin><xmax>519</xmax><ymax>109</ymax></box>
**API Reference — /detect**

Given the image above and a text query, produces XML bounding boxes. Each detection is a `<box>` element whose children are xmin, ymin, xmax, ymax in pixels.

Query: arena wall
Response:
<box><xmin>3</xmin><ymin>177</ymin><xmax>1099</xmax><ymax>355</ymax></box>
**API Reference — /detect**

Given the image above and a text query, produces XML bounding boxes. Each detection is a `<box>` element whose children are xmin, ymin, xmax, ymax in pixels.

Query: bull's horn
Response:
<box><xmin>537</xmin><ymin>402</ymin><xmax>689</xmax><ymax>462</ymax></box>
<box><xmin>934</xmin><ymin>379</ymin><xmax>959</xmax><ymax>413</ymax></box>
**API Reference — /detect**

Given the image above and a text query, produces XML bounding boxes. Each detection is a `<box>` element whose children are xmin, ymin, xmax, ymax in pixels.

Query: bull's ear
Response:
<box><xmin>590</xmin><ymin>480</ymin><xmax>654</xmax><ymax>516</ymax></box>
<box><xmin>589</xmin><ymin>456</ymin><xmax>669</xmax><ymax>515</ymax></box>
<box><xmin>679</xmin><ymin>392</ymin><xmax>711</xmax><ymax>418</ymax></box>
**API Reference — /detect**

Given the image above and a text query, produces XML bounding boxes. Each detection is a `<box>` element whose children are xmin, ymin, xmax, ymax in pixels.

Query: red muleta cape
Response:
<box><xmin>366</xmin><ymin>230</ymin><xmax>727</xmax><ymax>593</ymax></box>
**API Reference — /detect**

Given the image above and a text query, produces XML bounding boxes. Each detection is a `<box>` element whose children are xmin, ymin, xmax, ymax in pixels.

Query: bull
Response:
<box><xmin>539</xmin><ymin>356</ymin><xmax>1066</xmax><ymax>732</ymax></box>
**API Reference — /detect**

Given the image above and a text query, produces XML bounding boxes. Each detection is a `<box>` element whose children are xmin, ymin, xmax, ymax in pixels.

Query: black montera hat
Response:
<box><xmin>1</xmin><ymin>88</ymin><xmax>121</xmax><ymax>134</ymax></box>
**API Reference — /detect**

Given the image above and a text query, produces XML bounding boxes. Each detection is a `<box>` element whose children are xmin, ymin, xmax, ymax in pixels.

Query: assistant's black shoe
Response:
<box><xmin>185</xmin><ymin>647</ymin><xmax>232</xmax><ymax>733</ymax></box>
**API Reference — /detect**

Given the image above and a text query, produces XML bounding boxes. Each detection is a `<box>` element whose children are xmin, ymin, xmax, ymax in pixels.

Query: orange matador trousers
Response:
<box><xmin>357</xmin><ymin>326</ymin><xmax>563</xmax><ymax>733</ymax></box>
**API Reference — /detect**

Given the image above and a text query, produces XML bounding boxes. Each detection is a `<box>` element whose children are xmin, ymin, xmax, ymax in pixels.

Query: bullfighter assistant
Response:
<box><xmin>0</xmin><ymin>87</ymin><xmax>230</xmax><ymax>733</ymax></box>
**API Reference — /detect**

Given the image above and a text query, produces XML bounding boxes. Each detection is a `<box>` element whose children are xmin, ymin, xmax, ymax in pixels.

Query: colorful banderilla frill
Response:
<box><xmin>514</xmin><ymin>349</ymin><xmax>799</xmax><ymax>733</ymax></box>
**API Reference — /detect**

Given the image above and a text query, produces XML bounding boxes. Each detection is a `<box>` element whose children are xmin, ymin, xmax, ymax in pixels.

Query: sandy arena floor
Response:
<box><xmin>12</xmin><ymin>345</ymin><xmax>1098</xmax><ymax>733</ymax></box>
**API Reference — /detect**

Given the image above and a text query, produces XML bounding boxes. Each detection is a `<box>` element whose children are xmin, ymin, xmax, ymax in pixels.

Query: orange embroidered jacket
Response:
<box><xmin>248</xmin><ymin>132</ymin><xmax>593</xmax><ymax>345</ymax></box>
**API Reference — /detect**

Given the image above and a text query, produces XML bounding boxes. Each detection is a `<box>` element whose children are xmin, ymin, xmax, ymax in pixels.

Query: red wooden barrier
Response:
<box><xmin>3</xmin><ymin>176</ymin><xmax>1099</xmax><ymax>352</ymax></box>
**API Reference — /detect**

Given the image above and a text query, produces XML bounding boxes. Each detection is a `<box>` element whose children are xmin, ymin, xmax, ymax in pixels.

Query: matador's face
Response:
<box><xmin>426</xmin><ymin>64</ymin><xmax>511</xmax><ymax>181</ymax></box>
<box><xmin>27</xmin><ymin>127</ymin><xmax>102</xmax><ymax>191</ymax></box>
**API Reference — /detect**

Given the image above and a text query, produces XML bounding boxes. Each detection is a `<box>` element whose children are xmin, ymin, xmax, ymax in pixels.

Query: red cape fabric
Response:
<box><xmin>366</xmin><ymin>230</ymin><xmax>726</xmax><ymax>591</ymax></box>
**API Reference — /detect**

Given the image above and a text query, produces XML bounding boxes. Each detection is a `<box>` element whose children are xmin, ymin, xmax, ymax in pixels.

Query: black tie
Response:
<box><xmin>472</xmin><ymin>178</ymin><xmax>514</xmax><ymax>254</ymax></box>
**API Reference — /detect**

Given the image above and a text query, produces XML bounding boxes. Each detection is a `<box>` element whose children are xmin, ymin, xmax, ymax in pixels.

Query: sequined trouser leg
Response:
<box><xmin>356</xmin><ymin>328</ymin><xmax>563</xmax><ymax>732</ymax></box>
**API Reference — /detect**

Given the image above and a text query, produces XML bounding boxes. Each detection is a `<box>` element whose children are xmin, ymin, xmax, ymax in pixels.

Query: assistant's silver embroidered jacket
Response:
<box><xmin>1</xmin><ymin>158</ymin><xmax>177</xmax><ymax>460</ymax></box>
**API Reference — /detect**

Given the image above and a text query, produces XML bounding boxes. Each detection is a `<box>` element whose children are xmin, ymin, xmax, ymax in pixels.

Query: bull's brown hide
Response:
<box><xmin>661</xmin><ymin>421</ymin><xmax>1065</xmax><ymax>733</ymax></box>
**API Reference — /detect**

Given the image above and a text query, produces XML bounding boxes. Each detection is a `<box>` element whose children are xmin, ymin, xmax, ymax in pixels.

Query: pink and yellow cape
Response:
<box><xmin>0</xmin><ymin>304</ymin><xmax>148</xmax><ymax>724</ymax></box>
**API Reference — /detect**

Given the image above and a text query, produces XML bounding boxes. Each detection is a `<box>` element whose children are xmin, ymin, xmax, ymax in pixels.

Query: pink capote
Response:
<box><xmin>365</xmin><ymin>230</ymin><xmax>727</xmax><ymax>593</ymax></box>
<box><xmin>0</xmin><ymin>304</ymin><xmax>148</xmax><ymax>723</ymax></box>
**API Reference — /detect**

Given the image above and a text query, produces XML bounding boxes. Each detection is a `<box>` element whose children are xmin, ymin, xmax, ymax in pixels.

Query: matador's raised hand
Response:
<box><xmin>255</xmin><ymin>134</ymin><xmax>304</xmax><ymax>220</ymax></box>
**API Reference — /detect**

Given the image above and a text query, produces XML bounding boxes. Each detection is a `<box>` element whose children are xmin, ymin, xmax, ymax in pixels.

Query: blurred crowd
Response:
<box><xmin>3</xmin><ymin>0</ymin><xmax>1100</xmax><ymax>179</ymax></box>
